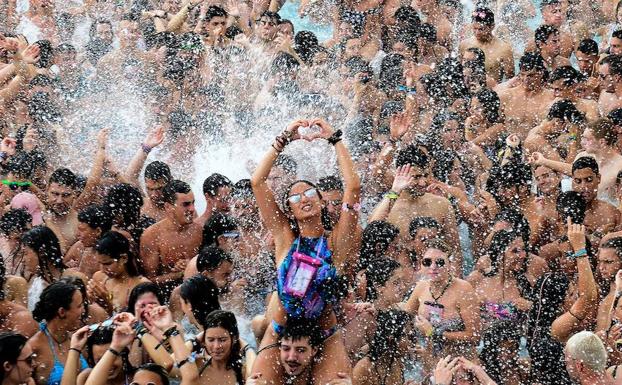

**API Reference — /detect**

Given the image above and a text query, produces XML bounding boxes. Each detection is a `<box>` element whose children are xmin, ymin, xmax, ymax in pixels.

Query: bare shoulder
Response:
<box><xmin>6</xmin><ymin>275</ymin><xmax>28</xmax><ymax>287</ymax></box>
<box><xmin>424</xmin><ymin>193</ymin><xmax>451</xmax><ymax>209</ymax></box>
<box><xmin>453</xmin><ymin>277</ymin><xmax>475</xmax><ymax>291</ymax></box>
<box><xmin>91</xmin><ymin>271</ymin><xmax>108</xmax><ymax>283</ymax></box>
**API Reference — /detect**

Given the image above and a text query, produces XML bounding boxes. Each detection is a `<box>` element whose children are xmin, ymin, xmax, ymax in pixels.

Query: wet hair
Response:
<box><xmin>86</xmin><ymin>327</ymin><xmax>133</xmax><ymax>375</ymax></box>
<box><xmin>126</xmin><ymin>282</ymin><xmax>163</xmax><ymax>315</ymax></box>
<box><xmin>278</xmin><ymin>18</ymin><xmax>294</xmax><ymax>32</ymax></box>
<box><xmin>465</xmin><ymin>47</ymin><xmax>486</xmax><ymax>66</ymax></box>
<box><xmin>0</xmin><ymin>332</ymin><xmax>29</xmax><ymax>382</ymax></box>
<box><xmin>34</xmin><ymin>40</ymin><xmax>54</xmax><ymax>69</ymax></box>
<box><xmin>535</xmin><ymin>25</ymin><xmax>559</xmax><ymax>49</ymax></box>
<box><xmin>378</xmin><ymin>53</ymin><xmax>405</xmax><ymax>92</ymax></box>
<box><xmin>259</xmin><ymin>10</ymin><xmax>281</xmax><ymax>24</ymax></box>
<box><xmin>480</xmin><ymin>321</ymin><xmax>522</xmax><ymax>384</ymax></box>
<box><xmin>95</xmin><ymin>231</ymin><xmax>140</xmax><ymax>277</ymax></box>
<box><xmin>202</xmin><ymin>212</ymin><xmax>237</xmax><ymax>248</ymax></box>
<box><xmin>614</xmin><ymin>30</ymin><xmax>622</xmax><ymax>41</ymax></box>
<box><xmin>0</xmin><ymin>208</ymin><xmax>32</xmax><ymax>236</ymax></box>
<box><xmin>279</xmin><ymin>318</ymin><xmax>323</xmax><ymax>348</ymax></box>
<box><xmin>572</xmin><ymin>156</ymin><xmax>599</xmax><ymax>175</ymax></box>
<box><xmin>105</xmin><ymin>183</ymin><xmax>144</xmax><ymax>231</ymax></box>
<box><xmin>231</xmin><ymin>179</ymin><xmax>253</xmax><ymax>199</ymax></box>
<box><xmin>203</xmin><ymin>310</ymin><xmax>243</xmax><ymax>384</ymax></box>
<box><xmin>485</xmin><ymin>230</ymin><xmax>532</xmax><ymax>296</ymax></box>
<box><xmin>294</xmin><ymin>31</ymin><xmax>320</xmax><ymax>64</ymax></box>
<box><xmin>271</xmin><ymin>52</ymin><xmax>299</xmax><ymax>76</ymax></box>
<box><xmin>29</xmin><ymin>74</ymin><xmax>53</xmax><ymax>88</ymax></box>
<box><xmin>394</xmin><ymin>26</ymin><xmax>418</xmax><ymax>53</ymax></box>
<box><xmin>32</xmin><ymin>281</ymin><xmax>79</xmax><ymax>322</ymax></box>
<box><xmin>225</xmin><ymin>25</ymin><xmax>243</xmax><ymax>39</ymax></box>
<box><xmin>180</xmin><ymin>275</ymin><xmax>221</xmax><ymax>330</ymax></box>
<box><xmin>519</xmin><ymin>52</ymin><xmax>548</xmax><ymax>76</ymax></box>
<box><xmin>549</xmin><ymin>66</ymin><xmax>581</xmax><ymax>87</ymax></box>
<box><xmin>162</xmin><ymin>180</ymin><xmax>191</xmax><ymax>204</ymax></box>
<box><xmin>394</xmin><ymin>6</ymin><xmax>421</xmax><ymax>30</ymax></box>
<box><xmin>344</xmin><ymin>56</ymin><xmax>371</xmax><ymax>78</ymax></box>
<box><xmin>197</xmin><ymin>246</ymin><xmax>233</xmax><ymax>273</ymax></box>
<box><xmin>55</xmin><ymin>42</ymin><xmax>77</xmax><ymax>55</ymax></box>
<box><xmin>418</xmin><ymin>23</ymin><xmax>437</xmax><ymax>43</ymax></box>
<box><xmin>135</xmin><ymin>364</ymin><xmax>169</xmax><ymax>385</ymax></box>
<box><xmin>359</xmin><ymin>221</ymin><xmax>400</xmax><ymax>269</ymax></box>
<box><xmin>78</xmin><ymin>205</ymin><xmax>113</xmax><ymax>232</ymax></box>
<box><xmin>365</xmin><ymin>258</ymin><xmax>401</xmax><ymax>301</ymax></box>
<box><xmin>474</xmin><ymin>88</ymin><xmax>502</xmax><ymax>124</ymax></box>
<box><xmin>492</xmin><ymin>209</ymin><xmax>531</xmax><ymax>245</ymax></box>
<box><xmin>547</xmin><ymin>99</ymin><xmax>586</xmax><ymax>124</ymax></box>
<box><xmin>49</xmin><ymin>168</ymin><xmax>77</xmax><ymax>189</ymax></box>
<box><xmin>22</xmin><ymin>226</ymin><xmax>65</xmax><ymax>283</ymax></box>
<box><xmin>409</xmin><ymin>217</ymin><xmax>441</xmax><ymax>237</ymax></box>
<box><xmin>144</xmin><ymin>161</ymin><xmax>172</xmax><ymax>182</ymax></box>
<box><xmin>577</xmin><ymin>39</ymin><xmax>598</xmax><ymax>56</ymax></box>
<box><xmin>608</xmin><ymin>108</ymin><xmax>622</xmax><ymax>126</ymax></box>
<box><xmin>608</xmin><ymin>54</ymin><xmax>622</xmax><ymax>77</ymax></box>
<box><xmin>556</xmin><ymin>191</ymin><xmax>587</xmax><ymax>224</ymax></box>
<box><xmin>58</xmin><ymin>276</ymin><xmax>90</xmax><ymax>324</ymax></box>
<box><xmin>204</xmin><ymin>6</ymin><xmax>227</xmax><ymax>22</ymax></box>
<box><xmin>317</xmin><ymin>176</ymin><xmax>343</xmax><ymax>192</ymax></box>
<box><xmin>590</xmin><ymin>118</ymin><xmax>618</xmax><ymax>147</ymax></box>
<box><xmin>274</xmin><ymin>153</ymin><xmax>298</xmax><ymax>175</ymax></box>
<box><xmin>380</xmin><ymin>100</ymin><xmax>405</xmax><ymax>119</ymax></box>
<box><xmin>437</xmin><ymin>57</ymin><xmax>470</xmax><ymax>99</ymax></box>
<box><xmin>5</xmin><ymin>152</ymin><xmax>36</xmax><ymax>180</ymax></box>
<box><xmin>395</xmin><ymin>145</ymin><xmax>429</xmax><ymax>169</ymax></box>
<box><xmin>368</xmin><ymin>310</ymin><xmax>412</xmax><ymax>362</ymax></box>
<box><xmin>203</xmin><ymin>173</ymin><xmax>232</xmax><ymax>197</ymax></box>
<box><xmin>472</xmin><ymin>7</ymin><xmax>495</xmax><ymax>26</ymax></box>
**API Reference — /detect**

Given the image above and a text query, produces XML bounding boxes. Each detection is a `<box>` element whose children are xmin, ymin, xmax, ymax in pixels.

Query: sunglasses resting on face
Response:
<box><xmin>287</xmin><ymin>188</ymin><xmax>318</xmax><ymax>204</ymax></box>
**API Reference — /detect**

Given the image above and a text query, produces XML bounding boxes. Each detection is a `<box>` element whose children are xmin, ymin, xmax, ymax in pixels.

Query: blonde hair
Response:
<box><xmin>565</xmin><ymin>331</ymin><xmax>607</xmax><ymax>372</ymax></box>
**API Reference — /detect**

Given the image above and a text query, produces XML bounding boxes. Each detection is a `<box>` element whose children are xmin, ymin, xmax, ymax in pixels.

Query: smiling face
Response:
<box><xmin>286</xmin><ymin>182</ymin><xmax>322</xmax><ymax>222</ymax></box>
<box><xmin>134</xmin><ymin>292</ymin><xmax>160</xmax><ymax>321</ymax></box>
<box><xmin>572</xmin><ymin>167</ymin><xmax>600</xmax><ymax>204</ymax></box>
<box><xmin>378</xmin><ymin>267</ymin><xmax>406</xmax><ymax>304</ymax></box>
<box><xmin>166</xmin><ymin>192</ymin><xmax>196</xmax><ymax>225</ymax></box>
<box><xmin>503</xmin><ymin>237</ymin><xmax>527</xmax><ymax>274</ymax></box>
<box><xmin>279</xmin><ymin>337</ymin><xmax>317</xmax><ymax>377</ymax></box>
<box><xmin>534</xmin><ymin>165</ymin><xmax>560</xmax><ymax>195</ymax></box>
<box><xmin>422</xmin><ymin>247</ymin><xmax>450</xmax><ymax>282</ymax></box>
<box><xmin>204</xmin><ymin>326</ymin><xmax>233</xmax><ymax>362</ymax></box>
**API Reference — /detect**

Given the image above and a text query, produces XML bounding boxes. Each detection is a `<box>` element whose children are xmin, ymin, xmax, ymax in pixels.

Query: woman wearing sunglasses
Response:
<box><xmin>404</xmin><ymin>239</ymin><xmax>481</xmax><ymax>374</ymax></box>
<box><xmin>0</xmin><ymin>332</ymin><xmax>35</xmax><ymax>385</ymax></box>
<box><xmin>250</xmin><ymin>118</ymin><xmax>360</xmax><ymax>384</ymax></box>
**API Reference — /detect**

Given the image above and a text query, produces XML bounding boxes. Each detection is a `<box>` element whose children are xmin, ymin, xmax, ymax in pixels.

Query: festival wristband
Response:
<box><xmin>573</xmin><ymin>248</ymin><xmax>587</xmax><ymax>258</ymax></box>
<box><xmin>69</xmin><ymin>348</ymin><xmax>82</xmax><ymax>354</ymax></box>
<box><xmin>108</xmin><ymin>348</ymin><xmax>121</xmax><ymax>356</ymax></box>
<box><xmin>385</xmin><ymin>191</ymin><xmax>399</xmax><ymax>200</ymax></box>
<box><xmin>141</xmin><ymin>143</ymin><xmax>153</xmax><ymax>154</ymax></box>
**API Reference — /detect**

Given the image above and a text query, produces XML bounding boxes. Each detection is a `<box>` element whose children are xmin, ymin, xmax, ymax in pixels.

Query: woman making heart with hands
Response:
<box><xmin>251</xmin><ymin>118</ymin><xmax>361</xmax><ymax>384</ymax></box>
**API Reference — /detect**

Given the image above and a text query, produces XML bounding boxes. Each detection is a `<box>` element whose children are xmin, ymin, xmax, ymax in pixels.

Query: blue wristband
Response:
<box><xmin>573</xmin><ymin>248</ymin><xmax>587</xmax><ymax>258</ymax></box>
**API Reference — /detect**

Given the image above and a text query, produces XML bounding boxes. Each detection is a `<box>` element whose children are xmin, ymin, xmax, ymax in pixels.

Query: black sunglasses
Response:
<box><xmin>421</xmin><ymin>258</ymin><xmax>446</xmax><ymax>268</ymax></box>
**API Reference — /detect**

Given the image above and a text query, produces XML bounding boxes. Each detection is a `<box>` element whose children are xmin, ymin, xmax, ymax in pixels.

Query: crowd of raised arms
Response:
<box><xmin>6</xmin><ymin>0</ymin><xmax>622</xmax><ymax>384</ymax></box>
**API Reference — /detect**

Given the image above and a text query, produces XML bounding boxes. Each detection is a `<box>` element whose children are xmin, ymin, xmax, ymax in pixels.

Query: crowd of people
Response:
<box><xmin>3</xmin><ymin>0</ymin><xmax>622</xmax><ymax>384</ymax></box>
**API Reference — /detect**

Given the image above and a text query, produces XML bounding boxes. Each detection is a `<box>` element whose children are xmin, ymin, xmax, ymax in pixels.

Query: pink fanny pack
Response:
<box><xmin>284</xmin><ymin>251</ymin><xmax>323</xmax><ymax>298</ymax></box>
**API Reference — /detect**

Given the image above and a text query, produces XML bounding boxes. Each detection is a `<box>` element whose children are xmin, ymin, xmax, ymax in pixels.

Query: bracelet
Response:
<box><xmin>341</xmin><ymin>202</ymin><xmax>361</xmax><ymax>212</ymax></box>
<box><xmin>141</xmin><ymin>143</ymin><xmax>153</xmax><ymax>154</ymax></box>
<box><xmin>108</xmin><ymin>348</ymin><xmax>121</xmax><ymax>356</ymax></box>
<box><xmin>573</xmin><ymin>248</ymin><xmax>587</xmax><ymax>258</ymax></box>
<box><xmin>271</xmin><ymin>144</ymin><xmax>283</xmax><ymax>153</ymax></box>
<box><xmin>327</xmin><ymin>129</ymin><xmax>343</xmax><ymax>145</ymax></box>
<box><xmin>426</xmin><ymin>327</ymin><xmax>434</xmax><ymax>338</ymax></box>
<box><xmin>163</xmin><ymin>326</ymin><xmax>180</xmax><ymax>339</ymax></box>
<box><xmin>385</xmin><ymin>191</ymin><xmax>399</xmax><ymax>200</ymax></box>
<box><xmin>134</xmin><ymin>322</ymin><xmax>148</xmax><ymax>339</ymax></box>
<box><xmin>0</xmin><ymin>151</ymin><xmax>7</xmax><ymax>161</ymax></box>
<box><xmin>175</xmin><ymin>353</ymin><xmax>196</xmax><ymax>368</ymax></box>
<box><xmin>69</xmin><ymin>347</ymin><xmax>82</xmax><ymax>354</ymax></box>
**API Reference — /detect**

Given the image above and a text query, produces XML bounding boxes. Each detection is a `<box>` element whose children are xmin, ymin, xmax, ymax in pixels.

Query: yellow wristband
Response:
<box><xmin>385</xmin><ymin>191</ymin><xmax>399</xmax><ymax>200</ymax></box>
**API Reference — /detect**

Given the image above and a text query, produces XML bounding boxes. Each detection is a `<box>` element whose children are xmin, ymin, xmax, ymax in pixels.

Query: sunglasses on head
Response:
<box><xmin>287</xmin><ymin>188</ymin><xmax>318</xmax><ymax>204</ymax></box>
<box><xmin>223</xmin><ymin>231</ymin><xmax>240</xmax><ymax>239</ymax></box>
<box><xmin>18</xmin><ymin>353</ymin><xmax>35</xmax><ymax>366</ymax></box>
<box><xmin>421</xmin><ymin>258</ymin><xmax>446</xmax><ymax>268</ymax></box>
<box><xmin>1</xmin><ymin>179</ymin><xmax>31</xmax><ymax>191</ymax></box>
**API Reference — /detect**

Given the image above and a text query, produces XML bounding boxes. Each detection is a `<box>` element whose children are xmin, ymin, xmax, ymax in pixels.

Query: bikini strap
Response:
<box><xmin>40</xmin><ymin>322</ymin><xmax>60</xmax><ymax>362</ymax></box>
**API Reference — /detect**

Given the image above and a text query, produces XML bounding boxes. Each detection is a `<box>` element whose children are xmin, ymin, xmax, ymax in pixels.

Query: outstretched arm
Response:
<box><xmin>124</xmin><ymin>126</ymin><xmax>165</xmax><ymax>186</ymax></box>
<box><xmin>74</xmin><ymin>128</ymin><xmax>108</xmax><ymax>211</ymax></box>
<box><xmin>251</xmin><ymin>120</ymin><xmax>306</xmax><ymax>255</ymax></box>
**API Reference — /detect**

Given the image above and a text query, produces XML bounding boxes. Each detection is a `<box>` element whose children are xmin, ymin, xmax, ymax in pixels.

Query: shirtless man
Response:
<box><xmin>29</xmin><ymin>281</ymin><xmax>85</xmax><ymax>385</ymax></box>
<box><xmin>44</xmin><ymin>168</ymin><xmax>80</xmax><ymax>251</ymax></box>
<box><xmin>413</xmin><ymin>0</ymin><xmax>453</xmax><ymax>49</ymax></box>
<box><xmin>610</xmin><ymin>30</ymin><xmax>622</xmax><ymax>55</ymax></box>
<box><xmin>599</xmin><ymin>55</ymin><xmax>622</xmax><ymax>115</ymax></box>
<box><xmin>579</xmin><ymin>119</ymin><xmax>622</xmax><ymax>203</ymax></box>
<box><xmin>496</xmin><ymin>53</ymin><xmax>555</xmax><ymax>139</ymax></box>
<box><xmin>63</xmin><ymin>205</ymin><xmax>113</xmax><ymax>278</ymax></box>
<box><xmin>533</xmin><ymin>0</ymin><xmax>576</xmax><ymax>58</ymax></box>
<box><xmin>370</xmin><ymin>145</ymin><xmax>463</xmax><ymax>276</ymax></box>
<box><xmin>140</xmin><ymin>180</ymin><xmax>202</xmax><ymax>297</ymax></box>
<box><xmin>404</xmin><ymin>240</ymin><xmax>481</xmax><ymax>373</ymax></box>
<box><xmin>534</xmin><ymin>25</ymin><xmax>571</xmax><ymax>71</ymax></box>
<box><xmin>548</xmin><ymin>66</ymin><xmax>600</xmax><ymax>121</ymax></box>
<box><xmin>572</xmin><ymin>156</ymin><xmax>622</xmax><ymax>241</ymax></box>
<box><xmin>459</xmin><ymin>7</ymin><xmax>514</xmax><ymax>83</ymax></box>
<box><xmin>575</xmin><ymin>39</ymin><xmax>600</xmax><ymax>79</ymax></box>
<box><xmin>141</xmin><ymin>161</ymin><xmax>172</xmax><ymax>223</ymax></box>
<box><xmin>195</xmin><ymin>173</ymin><xmax>232</xmax><ymax>227</ymax></box>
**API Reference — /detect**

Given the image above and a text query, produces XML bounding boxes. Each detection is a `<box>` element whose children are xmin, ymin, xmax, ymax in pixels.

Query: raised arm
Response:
<box><xmin>250</xmin><ymin>120</ymin><xmax>307</xmax><ymax>244</ymax></box>
<box><xmin>551</xmin><ymin>219</ymin><xmax>598</xmax><ymax>342</ymax></box>
<box><xmin>85</xmin><ymin>323</ymin><xmax>136</xmax><ymax>385</ymax></box>
<box><xmin>528</xmin><ymin>152</ymin><xmax>572</xmax><ymax>176</ymax></box>
<box><xmin>61</xmin><ymin>326</ymin><xmax>90</xmax><ymax>385</ymax></box>
<box><xmin>166</xmin><ymin>0</ymin><xmax>201</xmax><ymax>33</ymax></box>
<box><xmin>368</xmin><ymin>165</ymin><xmax>413</xmax><ymax>222</ymax></box>
<box><xmin>124</xmin><ymin>126</ymin><xmax>164</xmax><ymax>186</ymax></box>
<box><xmin>313</xmin><ymin>119</ymin><xmax>361</xmax><ymax>261</ymax></box>
<box><xmin>74</xmin><ymin>128</ymin><xmax>108</xmax><ymax>211</ymax></box>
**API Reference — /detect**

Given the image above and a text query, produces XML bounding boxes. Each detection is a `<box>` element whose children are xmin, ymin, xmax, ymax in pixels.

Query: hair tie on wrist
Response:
<box><xmin>108</xmin><ymin>348</ymin><xmax>121</xmax><ymax>356</ymax></box>
<box><xmin>327</xmin><ymin>129</ymin><xmax>343</xmax><ymax>145</ymax></box>
<box><xmin>141</xmin><ymin>143</ymin><xmax>153</xmax><ymax>154</ymax></box>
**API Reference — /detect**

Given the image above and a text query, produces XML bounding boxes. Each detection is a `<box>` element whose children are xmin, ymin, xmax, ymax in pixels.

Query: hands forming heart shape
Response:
<box><xmin>284</xmin><ymin>118</ymin><xmax>335</xmax><ymax>142</ymax></box>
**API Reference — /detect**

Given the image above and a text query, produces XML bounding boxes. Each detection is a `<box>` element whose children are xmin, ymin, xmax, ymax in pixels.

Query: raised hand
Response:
<box><xmin>389</xmin><ymin>112</ymin><xmax>411</xmax><ymax>141</ymax></box>
<box><xmin>527</xmin><ymin>151</ymin><xmax>544</xmax><ymax>166</ymax></box>
<box><xmin>147</xmin><ymin>306</ymin><xmax>176</xmax><ymax>331</ymax></box>
<box><xmin>70</xmin><ymin>326</ymin><xmax>91</xmax><ymax>351</ymax></box>
<box><xmin>566</xmin><ymin>217</ymin><xmax>586</xmax><ymax>252</ymax></box>
<box><xmin>113</xmin><ymin>312</ymin><xmax>137</xmax><ymax>327</ymax></box>
<box><xmin>433</xmin><ymin>356</ymin><xmax>460</xmax><ymax>385</ymax></box>
<box><xmin>307</xmin><ymin>118</ymin><xmax>334</xmax><ymax>140</ymax></box>
<box><xmin>246</xmin><ymin>373</ymin><xmax>263</xmax><ymax>385</ymax></box>
<box><xmin>391</xmin><ymin>165</ymin><xmax>413</xmax><ymax>194</ymax></box>
<box><xmin>97</xmin><ymin>127</ymin><xmax>110</xmax><ymax>150</ymax></box>
<box><xmin>22</xmin><ymin>44</ymin><xmax>40</xmax><ymax>65</ymax></box>
<box><xmin>143</xmin><ymin>126</ymin><xmax>165</xmax><ymax>151</ymax></box>
<box><xmin>281</xmin><ymin>119</ymin><xmax>309</xmax><ymax>143</ymax></box>
<box><xmin>0</xmin><ymin>137</ymin><xmax>16</xmax><ymax>156</ymax></box>
<box><xmin>110</xmin><ymin>323</ymin><xmax>136</xmax><ymax>351</ymax></box>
